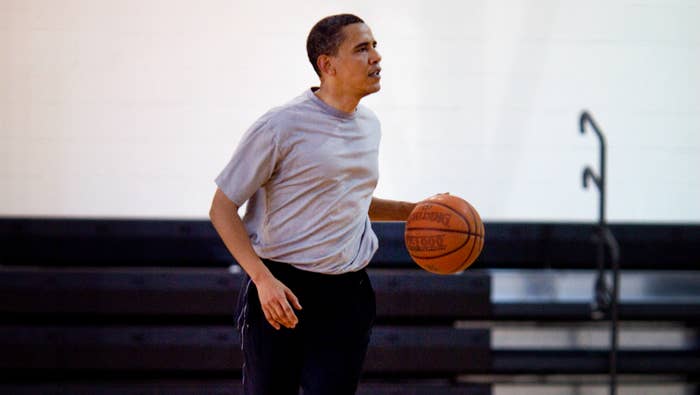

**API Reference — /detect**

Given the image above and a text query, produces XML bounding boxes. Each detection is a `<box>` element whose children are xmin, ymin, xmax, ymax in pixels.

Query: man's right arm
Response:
<box><xmin>209</xmin><ymin>188</ymin><xmax>302</xmax><ymax>330</ymax></box>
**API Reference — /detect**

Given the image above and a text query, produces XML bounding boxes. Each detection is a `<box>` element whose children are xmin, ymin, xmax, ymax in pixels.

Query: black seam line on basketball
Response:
<box><xmin>410</xmin><ymin>237</ymin><xmax>470</xmax><ymax>260</ymax></box>
<box><xmin>453</xmin><ymin>235</ymin><xmax>480</xmax><ymax>272</ymax></box>
<box><xmin>416</xmin><ymin>201</ymin><xmax>486</xmax><ymax>237</ymax></box>
<box><xmin>406</xmin><ymin>227</ymin><xmax>483</xmax><ymax>237</ymax></box>
<box><xmin>417</xmin><ymin>200</ymin><xmax>473</xmax><ymax>235</ymax></box>
<box><xmin>466</xmin><ymin>203</ymin><xmax>479</xmax><ymax>238</ymax></box>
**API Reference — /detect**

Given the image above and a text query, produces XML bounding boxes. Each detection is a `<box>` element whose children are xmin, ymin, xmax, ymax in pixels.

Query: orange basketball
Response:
<box><xmin>404</xmin><ymin>194</ymin><xmax>485</xmax><ymax>274</ymax></box>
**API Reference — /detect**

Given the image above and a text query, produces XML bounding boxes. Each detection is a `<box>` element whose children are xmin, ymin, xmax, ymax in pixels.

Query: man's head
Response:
<box><xmin>307</xmin><ymin>14</ymin><xmax>365</xmax><ymax>77</ymax></box>
<box><xmin>307</xmin><ymin>14</ymin><xmax>382</xmax><ymax>99</ymax></box>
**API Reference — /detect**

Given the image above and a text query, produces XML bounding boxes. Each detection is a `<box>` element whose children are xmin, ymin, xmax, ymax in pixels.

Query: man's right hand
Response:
<box><xmin>255</xmin><ymin>275</ymin><xmax>303</xmax><ymax>330</ymax></box>
<box><xmin>209</xmin><ymin>188</ymin><xmax>303</xmax><ymax>331</ymax></box>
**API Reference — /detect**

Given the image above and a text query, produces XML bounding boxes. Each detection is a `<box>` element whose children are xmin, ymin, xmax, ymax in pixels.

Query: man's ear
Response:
<box><xmin>317</xmin><ymin>54</ymin><xmax>335</xmax><ymax>77</ymax></box>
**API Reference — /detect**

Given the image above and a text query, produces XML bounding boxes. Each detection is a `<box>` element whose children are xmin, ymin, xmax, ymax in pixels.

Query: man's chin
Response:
<box><xmin>365</xmin><ymin>84</ymin><xmax>381</xmax><ymax>96</ymax></box>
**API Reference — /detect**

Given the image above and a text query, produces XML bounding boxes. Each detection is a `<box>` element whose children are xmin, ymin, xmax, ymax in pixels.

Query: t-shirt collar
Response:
<box><xmin>307</xmin><ymin>87</ymin><xmax>357</xmax><ymax>119</ymax></box>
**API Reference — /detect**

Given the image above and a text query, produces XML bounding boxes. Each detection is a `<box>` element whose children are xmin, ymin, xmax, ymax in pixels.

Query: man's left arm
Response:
<box><xmin>368</xmin><ymin>197</ymin><xmax>417</xmax><ymax>221</ymax></box>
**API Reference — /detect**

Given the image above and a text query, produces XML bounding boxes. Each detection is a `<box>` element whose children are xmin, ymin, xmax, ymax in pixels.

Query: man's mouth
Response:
<box><xmin>369</xmin><ymin>68</ymin><xmax>381</xmax><ymax>78</ymax></box>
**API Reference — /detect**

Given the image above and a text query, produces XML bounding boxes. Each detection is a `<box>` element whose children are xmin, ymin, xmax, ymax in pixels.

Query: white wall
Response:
<box><xmin>1</xmin><ymin>0</ymin><xmax>698</xmax><ymax>222</ymax></box>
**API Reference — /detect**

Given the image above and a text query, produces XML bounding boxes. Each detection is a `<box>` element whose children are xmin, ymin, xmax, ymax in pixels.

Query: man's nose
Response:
<box><xmin>370</xmin><ymin>48</ymin><xmax>382</xmax><ymax>64</ymax></box>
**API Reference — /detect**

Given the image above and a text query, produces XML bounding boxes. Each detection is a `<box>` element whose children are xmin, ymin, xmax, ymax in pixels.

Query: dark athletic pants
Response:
<box><xmin>237</xmin><ymin>260</ymin><xmax>376</xmax><ymax>395</ymax></box>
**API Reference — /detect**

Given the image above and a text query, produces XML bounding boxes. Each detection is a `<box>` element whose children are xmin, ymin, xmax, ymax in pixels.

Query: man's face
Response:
<box><xmin>330</xmin><ymin>23</ymin><xmax>382</xmax><ymax>98</ymax></box>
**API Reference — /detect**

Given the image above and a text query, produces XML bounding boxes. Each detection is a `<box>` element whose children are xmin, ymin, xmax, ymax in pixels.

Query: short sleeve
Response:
<box><xmin>215</xmin><ymin>118</ymin><xmax>280</xmax><ymax>206</ymax></box>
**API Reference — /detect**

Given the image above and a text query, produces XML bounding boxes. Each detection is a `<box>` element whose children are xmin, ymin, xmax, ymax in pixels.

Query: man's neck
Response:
<box><xmin>314</xmin><ymin>85</ymin><xmax>360</xmax><ymax>114</ymax></box>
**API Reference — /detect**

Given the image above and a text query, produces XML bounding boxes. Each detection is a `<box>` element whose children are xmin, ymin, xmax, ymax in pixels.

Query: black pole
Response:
<box><xmin>580</xmin><ymin>110</ymin><xmax>619</xmax><ymax>395</ymax></box>
<box><xmin>579</xmin><ymin>111</ymin><xmax>606</xmax><ymax>226</ymax></box>
<box><xmin>605</xmin><ymin>227</ymin><xmax>621</xmax><ymax>395</ymax></box>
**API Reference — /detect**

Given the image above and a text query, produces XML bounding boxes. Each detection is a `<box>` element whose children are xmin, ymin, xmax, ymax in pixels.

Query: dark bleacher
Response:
<box><xmin>3</xmin><ymin>219</ymin><xmax>700</xmax><ymax>269</ymax></box>
<box><xmin>1</xmin><ymin>219</ymin><xmax>699</xmax><ymax>394</ymax></box>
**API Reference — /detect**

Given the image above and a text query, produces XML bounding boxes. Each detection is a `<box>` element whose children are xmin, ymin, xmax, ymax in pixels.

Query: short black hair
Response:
<box><xmin>306</xmin><ymin>14</ymin><xmax>365</xmax><ymax>77</ymax></box>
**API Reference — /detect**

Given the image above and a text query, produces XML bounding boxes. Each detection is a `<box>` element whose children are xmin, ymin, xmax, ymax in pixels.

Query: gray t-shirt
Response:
<box><xmin>215</xmin><ymin>88</ymin><xmax>380</xmax><ymax>274</ymax></box>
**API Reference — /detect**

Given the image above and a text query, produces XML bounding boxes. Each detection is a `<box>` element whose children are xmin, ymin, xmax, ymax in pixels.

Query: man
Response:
<box><xmin>209</xmin><ymin>14</ymin><xmax>415</xmax><ymax>395</ymax></box>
